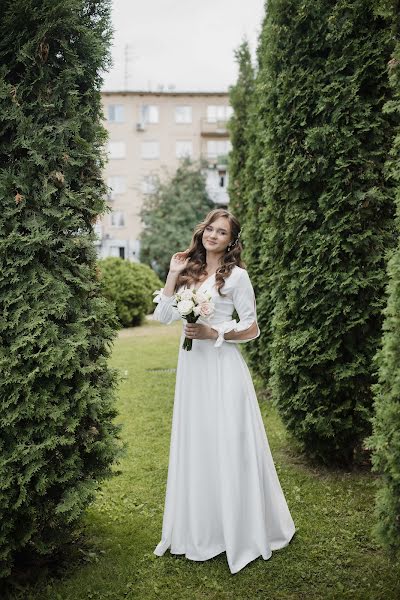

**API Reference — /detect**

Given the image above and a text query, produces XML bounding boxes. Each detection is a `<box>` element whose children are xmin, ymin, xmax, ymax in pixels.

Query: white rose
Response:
<box><xmin>179</xmin><ymin>289</ymin><xmax>195</xmax><ymax>301</ymax></box>
<box><xmin>193</xmin><ymin>305</ymin><xmax>202</xmax><ymax>316</ymax></box>
<box><xmin>177</xmin><ymin>299</ymin><xmax>195</xmax><ymax>316</ymax></box>
<box><xmin>194</xmin><ymin>290</ymin><xmax>208</xmax><ymax>304</ymax></box>
<box><xmin>199</xmin><ymin>301</ymin><xmax>215</xmax><ymax>318</ymax></box>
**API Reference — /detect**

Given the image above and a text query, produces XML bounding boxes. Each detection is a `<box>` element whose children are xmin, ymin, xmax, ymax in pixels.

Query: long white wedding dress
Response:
<box><xmin>152</xmin><ymin>265</ymin><xmax>296</xmax><ymax>574</ymax></box>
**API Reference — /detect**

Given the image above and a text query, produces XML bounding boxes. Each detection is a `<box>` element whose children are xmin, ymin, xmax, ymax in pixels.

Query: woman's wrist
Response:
<box><xmin>163</xmin><ymin>271</ymin><xmax>179</xmax><ymax>297</ymax></box>
<box><xmin>209</xmin><ymin>326</ymin><xmax>219</xmax><ymax>340</ymax></box>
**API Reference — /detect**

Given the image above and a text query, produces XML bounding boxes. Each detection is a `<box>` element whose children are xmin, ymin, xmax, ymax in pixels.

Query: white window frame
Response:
<box><xmin>109</xmin><ymin>245</ymin><xmax>125</xmax><ymax>258</ymax></box>
<box><xmin>175</xmin><ymin>105</ymin><xmax>192</xmax><ymax>124</ymax></box>
<box><xmin>207</xmin><ymin>105</ymin><xmax>233</xmax><ymax>123</ymax></box>
<box><xmin>207</xmin><ymin>140</ymin><xmax>232</xmax><ymax>159</ymax></box>
<box><xmin>107</xmin><ymin>141</ymin><xmax>126</xmax><ymax>160</ymax></box>
<box><xmin>111</xmin><ymin>211</ymin><xmax>125</xmax><ymax>227</ymax></box>
<box><xmin>141</xmin><ymin>140</ymin><xmax>160</xmax><ymax>160</ymax></box>
<box><xmin>141</xmin><ymin>174</ymin><xmax>158</xmax><ymax>195</ymax></box>
<box><xmin>107</xmin><ymin>176</ymin><xmax>127</xmax><ymax>200</ymax></box>
<box><xmin>140</xmin><ymin>105</ymin><xmax>159</xmax><ymax>124</ymax></box>
<box><xmin>108</xmin><ymin>104</ymin><xmax>125</xmax><ymax>122</ymax></box>
<box><xmin>176</xmin><ymin>140</ymin><xmax>193</xmax><ymax>159</ymax></box>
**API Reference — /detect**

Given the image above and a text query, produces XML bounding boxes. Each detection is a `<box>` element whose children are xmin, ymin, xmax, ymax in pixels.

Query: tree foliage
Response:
<box><xmin>236</xmin><ymin>0</ymin><xmax>398</xmax><ymax>465</ymax></box>
<box><xmin>228</xmin><ymin>39</ymin><xmax>255</xmax><ymax>226</ymax></box>
<box><xmin>99</xmin><ymin>258</ymin><xmax>162</xmax><ymax>327</ymax></box>
<box><xmin>0</xmin><ymin>0</ymin><xmax>121</xmax><ymax>578</ymax></box>
<box><xmin>240</xmin><ymin>16</ymin><xmax>275</xmax><ymax>384</ymax></box>
<box><xmin>139</xmin><ymin>158</ymin><xmax>214</xmax><ymax>280</ymax></box>
<box><xmin>227</xmin><ymin>33</ymin><xmax>275</xmax><ymax>384</ymax></box>
<box><xmin>366</xmin><ymin>0</ymin><xmax>400</xmax><ymax>556</ymax></box>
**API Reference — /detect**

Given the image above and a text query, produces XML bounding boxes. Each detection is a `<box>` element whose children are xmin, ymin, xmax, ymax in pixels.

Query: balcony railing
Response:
<box><xmin>200</xmin><ymin>118</ymin><xmax>230</xmax><ymax>136</ymax></box>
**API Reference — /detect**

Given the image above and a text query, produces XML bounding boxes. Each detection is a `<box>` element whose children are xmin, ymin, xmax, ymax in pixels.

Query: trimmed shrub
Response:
<box><xmin>135</xmin><ymin>262</ymin><xmax>165</xmax><ymax>314</ymax></box>
<box><xmin>241</xmin><ymin>15</ymin><xmax>276</xmax><ymax>384</ymax></box>
<box><xmin>228</xmin><ymin>39</ymin><xmax>255</xmax><ymax>226</ymax></box>
<box><xmin>98</xmin><ymin>258</ymin><xmax>163</xmax><ymax>327</ymax></box>
<box><xmin>0</xmin><ymin>0</ymin><xmax>121</xmax><ymax>578</ymax></box>
<box><xmin>254</xmin><ymin>0</ymin><xmax>397</xmax><ymax>465</ymax></box>
<box><xmin>366</xmin><ymin>1</ymin><xmax>400</xmax><ymax>556</ymax></box>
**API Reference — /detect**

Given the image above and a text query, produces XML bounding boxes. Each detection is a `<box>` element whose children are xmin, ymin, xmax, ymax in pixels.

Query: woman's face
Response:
<box><xmin>202</xmin><ymin>217</ymin><xmax>232</xmax><ymax>253</ymax></box>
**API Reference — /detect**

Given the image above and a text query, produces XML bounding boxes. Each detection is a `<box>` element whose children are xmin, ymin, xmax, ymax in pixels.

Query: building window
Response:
<box><xmin>111</xmin><ymin>211</ymin><xmax>125</xmax><ymax>227</ymax></box>
<box><xmin>176</xmin><ymin>140</ymin><xmax>193</xmax><ymax>159</ymax></box>
<box><xmin>205</xmin><ymin>169</ymin><xmax>229</xmax><ymax>205</ymax></box>
<box><xmin>141</xmin><ymin>141</ymin><xmax>160</xmax><ymax>159</ymax></box>
<box><xmin>107</xmin><ymin>176</ymin><xmax>127</xmax><ymax>200</ymax></box>
<box><xmin>107</xmin><ymin>141</ymin><xmax>126</xmax><ymax>159</ymax></box>
<box><xmin>108</xmin><ymin>104</ymin><xmax>125</xmax><ymax>122</ymax></box>
<box><xmin>175</xmin><ymin>106</ymin><xmax>192</xmax><ymax>124</ymax></box>
<box><xmin>140</xmin><ymin>105</ymin><xmax>159</xmax><ymax>124</ymax></box>
<box><xmin>141</xmin><ymin>174</ymin><xmax>158</xmax><ymax>195</ymax></box>
<box><xmin>206</xmin><ymin>140</ymin><xmax>232</xmax><ymax>159</ymax></box>
<box><xmin>109</xmin><ymin>245</ymin><xmax>125</xmax><ymax>258</ymax></box>
<box><xmin>207</xmin><ymin>105</ymin><xmax>233</xmax><ymax>123</ymax></box>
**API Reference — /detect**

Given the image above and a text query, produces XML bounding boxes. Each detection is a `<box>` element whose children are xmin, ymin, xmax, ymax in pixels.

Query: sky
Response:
<box><xmin>102</xmin><ymin>0</ymin><xmax>266</xmax><ymax>92</ymax></box>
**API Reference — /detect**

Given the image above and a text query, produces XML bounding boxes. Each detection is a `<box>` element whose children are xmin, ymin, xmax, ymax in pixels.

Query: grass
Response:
<box><xmin>12</xmin><ymin>320</ymin><xmax>400</xmax><ymax>600</ymax></box>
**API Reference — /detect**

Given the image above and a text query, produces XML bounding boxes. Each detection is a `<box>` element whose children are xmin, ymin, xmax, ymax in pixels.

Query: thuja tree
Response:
<box><xmin>139</xmin><ymin>158</ymin><xmax>214</xmax><ymax>280</ymax></box>
<box><xmin>366</xmin><ymin>0</ymin><xmax>400</xmax><ymax>555</ymax></box>
<box><xmin>228</xmin><ymin>39</ymin><xmax>255</xmax><ymax>225</ymax></box>
<box><xmin>258</xmin><ymin>0</ymin><xmax>398</xmax><ymax>465</ymax></box>
<box><xmin>0</xmin><ymin>0</ymin><xmax>121</xmax><ymax>577</ymax></box>
<box><xmin>235</xmin><ymin>20</ymin><xmax>276</xmax><ymax>384</ymax></box>
<box><xmin>229</xmin><ymin>21</ymin><xmax>272</xmax><ymax>386</ymax></box>
<box><xmin>227</xmin><ymin>36</ymin><xmax>276</xmax><ymax>383</ymax></box>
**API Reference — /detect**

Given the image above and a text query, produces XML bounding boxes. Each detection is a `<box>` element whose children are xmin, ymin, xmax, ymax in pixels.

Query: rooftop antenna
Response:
<box><xmin>124</xmin><ymin>43</ymin><xmax>136</xmax><ymax>90</ymax></box>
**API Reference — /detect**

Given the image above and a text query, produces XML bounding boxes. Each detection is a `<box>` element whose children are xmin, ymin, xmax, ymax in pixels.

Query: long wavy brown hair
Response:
<box><xmin>175</xmin><ymin>208</ymin><xmax>246</xmax><ymax>296</ymax></box>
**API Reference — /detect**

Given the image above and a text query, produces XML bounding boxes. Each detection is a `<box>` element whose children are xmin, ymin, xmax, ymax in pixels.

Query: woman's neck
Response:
<box><xmin>205</xmin><ymin>250</ymin><xmax>224</xmax><ymax>273</ymax></box>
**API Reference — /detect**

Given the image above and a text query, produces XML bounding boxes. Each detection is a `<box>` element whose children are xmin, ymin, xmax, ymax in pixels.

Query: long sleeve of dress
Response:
<box><xmin>211</xmin><ymin>269</ymin><xmax>260</xmax><ymax>348</ymax></box>
<box><xmin>152</xmin><ymin>288</ymin><xmax>181</xmax><ymax>325</ymax></box>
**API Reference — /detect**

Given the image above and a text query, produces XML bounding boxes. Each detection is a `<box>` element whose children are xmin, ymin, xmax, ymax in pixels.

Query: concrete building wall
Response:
<box><xmin>97</xmin><ymin>91</ymin><xmax>232</xmax><ymax>261</ymax></box>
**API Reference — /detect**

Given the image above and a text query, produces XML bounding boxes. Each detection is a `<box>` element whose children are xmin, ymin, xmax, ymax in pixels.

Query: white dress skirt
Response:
<box><xmin>152</xmin><ymin>265</ymin><xmax>296</xmax><ymax>574</ymax></box>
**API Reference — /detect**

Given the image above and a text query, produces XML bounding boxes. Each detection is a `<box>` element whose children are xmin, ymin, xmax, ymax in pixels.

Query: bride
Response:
<box><xmin>152</xmin><ymin>208</ymin><xmax>296</xmax><ymax>574</ymax></box>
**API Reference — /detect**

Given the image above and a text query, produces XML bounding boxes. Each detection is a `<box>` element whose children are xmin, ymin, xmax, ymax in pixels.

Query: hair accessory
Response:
<box><xmin>227</xmin><ymin>228</ymin><xmax>242</xmax><ymax>251</ymax></box>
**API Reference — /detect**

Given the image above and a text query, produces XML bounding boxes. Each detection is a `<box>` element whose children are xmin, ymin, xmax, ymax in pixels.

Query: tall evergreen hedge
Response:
<box><xmin>366</xmin><ymin>0</ymin><xmax>400</xmax><ymax>556</ymax></box>
<box><xmin>240</xmin><ymin>14</ymin><xmax>276</xmax><ymax>384</ymax></box>
<box><xmin>255</xmin><ymin>0</ymin><xmax>398</xmax><ymax>464</ymax></box>
<box><xmin>0</xmin><ymin>0</ymin><xmax>121</xmax><ymax>577</ymax></box>
<box><xmin>227</xmin><ymin>33</ymin><xmax>281</xmax><ymax>386</ymax></box>
<box><xmin>228</xmin><ymin>38</ymin><xmax>267</xmax><ymax>378</ymax></box>
<box><xmin>228</xmin><ymin>39</ymin><xmax>255</xmax><ymax>226</ymax></box>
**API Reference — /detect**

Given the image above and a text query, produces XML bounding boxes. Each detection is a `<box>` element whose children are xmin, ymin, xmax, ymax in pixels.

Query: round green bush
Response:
<box><xmin>98</xmin><ymin>258</ymin><xmax>163</xmax><ymax>327</ymax></box>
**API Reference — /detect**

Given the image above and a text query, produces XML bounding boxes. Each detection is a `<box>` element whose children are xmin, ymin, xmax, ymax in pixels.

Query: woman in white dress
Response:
<box><xmin>153</xmin><ymin>208</ymin><xmax>296</xmax><ymax>574</ymax></box>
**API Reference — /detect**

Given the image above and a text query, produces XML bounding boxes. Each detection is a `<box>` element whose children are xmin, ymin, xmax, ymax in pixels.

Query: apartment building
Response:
<box><xmin>97</xmin><ymin>90</ymin><xmax>233</xmax><ymax>261</ymax></box>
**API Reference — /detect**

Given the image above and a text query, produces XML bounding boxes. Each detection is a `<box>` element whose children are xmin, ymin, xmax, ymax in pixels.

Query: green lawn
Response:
<box><xmin>17</xmin><ymin>320</ymin><xmax>400</xmax><ymax>600</ymax></box>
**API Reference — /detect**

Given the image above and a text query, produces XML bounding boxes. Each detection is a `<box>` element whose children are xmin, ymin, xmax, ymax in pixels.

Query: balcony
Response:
<box><xmin>200</xmin><ymin>118</ymin><xmax>230</xmax><ymax>137</ymax></box>
<box><xmin>93</xmin><ymin>221</ymin><xmax>103</xmax><ymax>245</ymax></box>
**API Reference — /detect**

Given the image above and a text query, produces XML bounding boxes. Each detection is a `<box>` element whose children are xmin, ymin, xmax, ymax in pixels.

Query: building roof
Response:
<box><xmin>101</xmin><ymin>89</ymin><xmax>229</xmax><ymax>97</ymax></box>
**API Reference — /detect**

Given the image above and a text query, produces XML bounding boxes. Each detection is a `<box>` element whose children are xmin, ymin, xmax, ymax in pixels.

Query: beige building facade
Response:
<box><xmin>97</xmin><ymin>91</ymin><xmax>233</xmax><ymax>261</ymax></box>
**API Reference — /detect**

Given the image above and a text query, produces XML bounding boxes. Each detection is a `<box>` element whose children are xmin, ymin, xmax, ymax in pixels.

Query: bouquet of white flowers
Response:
<box><xmin>153</xmin><ymin>287</ymin><xmax>215</xmax><ymax>351</ymax></box>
